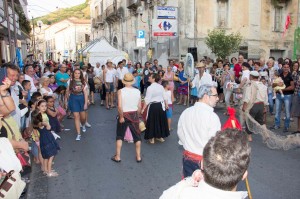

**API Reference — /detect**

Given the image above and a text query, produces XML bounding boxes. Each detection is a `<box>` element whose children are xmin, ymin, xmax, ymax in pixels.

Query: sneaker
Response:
<box><xmin>290</xmin><ymin>118</ymin><xmax>294</xmax><ymax>122</ymax></box>
<box><xmin>283</xmin><ymin>128</ymin><xmax>289</xmax><ymax>133</ymax></box>
<box><xmin>76</xmin><ymin>135</ymin><xmax>81</xmax><ymax>141</ymax></box>
<box><xmin>85</xmin><ymin>122</ymin><xmax>92</xmax><ymax>128</ymax></box>
<box><xmin>82</xmin><ymin>125</ymin><xmax>86</xmax><ymax>132</ymax></box>
<box><xmin>270</xmin><ymin>126</ymin><xmax>280</xmax><ymax>130</ymax></box>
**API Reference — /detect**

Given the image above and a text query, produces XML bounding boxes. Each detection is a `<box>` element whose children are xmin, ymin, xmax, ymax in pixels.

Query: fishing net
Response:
<box><xmin>241</xmin><ymin>109</ymin><xmax>300</xmax><ymax>150</ymax></box>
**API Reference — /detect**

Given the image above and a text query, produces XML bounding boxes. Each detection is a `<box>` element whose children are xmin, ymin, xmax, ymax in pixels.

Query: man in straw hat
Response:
<box><xmin>178</xmin><ymin>83</ymin><xmax>221</xmax><ymax>178</ymax></box>
<box><xmin>161</xmin><ymin>128</ymin><xmax>250</xmax><ymax>199</ymax></box>
<box><xmin>189</xmin><ymin>62</ymin><xmax>214</xmax><ymax>96</ymax></box>
<box><xmin>104</xmin><ymin>59</ymin><xmax>117</xmax><ymax>109</ymax></box>
<box><xmin>111</xmin><ymin>73</ymin><xmax>142</xmax><ymax>163</ymax></box>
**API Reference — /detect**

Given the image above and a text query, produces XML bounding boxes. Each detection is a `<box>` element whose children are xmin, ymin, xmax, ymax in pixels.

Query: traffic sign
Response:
<box><xmin>137</xmin><ymin>30</ymin><xmax>145</xmax><ymax>39</ymax></box>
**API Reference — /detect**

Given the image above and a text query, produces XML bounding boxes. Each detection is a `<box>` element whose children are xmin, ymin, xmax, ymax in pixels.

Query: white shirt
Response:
<box><xmin>177</xmin><ymin>102</ymin><xmax>221</xmax><ymax>155</ymax></box>
<box><xmin>0</xmin><ymin>138</ymin><xmax>22</xmax><ymax>173</ymax></box>
<box><xmin>24</xmin><ymin>74</ymin><xmax>37</xmax><ymax>93</ymax></box>
<box><xmin>241</xmin><ymin>70</ymin><xmax>250</xmax><ymax>82</ymax></box>
<box><xmin>191</xmin><ymin>72</ymin><xmax>213</xmax><ymax>90</ymax></box>
<box><xmin>116</xmin><ymin>67</ymin><xmax>129</xmax><ymax>80</ymax></box>
<box><xmin>43</xmin><ymin>71</ymin><xmax>54</xmax><ymax>77</ymax></box>
<box><xmin>121</xmin><ymin>87</ymin><xmax>141</xmax><ymax>112</ymax></box>
<box><xmin>105</xmin><ymin>68</ymin><xmax>116</xmax><ymax>83</ymax></box>
<box><xmin>165</xmin><ymin>90</ymin><xmax>172</xmax><ymax>105</ymax></box>
<box><xmin>40</xmin><ymin>87</ymin><xmax>53</xmax><ymax>96</ymax></box>
<box><xmin>144</xmin><ymin>82</ymin><xmax>167</xmax><ymax>105</ymax></box>
<box><xmin>94</xmin><ymin>67</ymin><xmax>102</xmax><ymax>77</ymax></box>
<box><xmin>160</xmin><ymin>179</ymin><xmax>247</xmax><ymax>199</ymax></box>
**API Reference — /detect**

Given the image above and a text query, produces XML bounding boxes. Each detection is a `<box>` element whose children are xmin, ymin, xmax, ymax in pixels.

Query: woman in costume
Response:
<box><xmin>142</xmin><ymin>73</ymin><xmax>170</xmax><ymax>144</ymax></box>
<box><xmin>111</xmin><ymin>73</ymin><xmax>142</xmax><ymax>163</ymax></box>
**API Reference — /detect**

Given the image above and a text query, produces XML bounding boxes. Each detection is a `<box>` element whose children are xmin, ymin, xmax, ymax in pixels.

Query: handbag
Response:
<box><xmin>124</xmin><ymin>127</ymin><xmax>133</xmax><ymax>142</ymax></box>
<box><xmin>93</xmin><ymin>76</ymin><xmax>101</xmax><ymax>85</ymax></box>
<box><xmin>0</xmin><ymin>170</ymin><xmax>26</xmax><ymax>199</ymax></box>
<box><xmin>1</xmin><ymin>119</ymin><xmax>31</xmax><ymax>169</ymax></box>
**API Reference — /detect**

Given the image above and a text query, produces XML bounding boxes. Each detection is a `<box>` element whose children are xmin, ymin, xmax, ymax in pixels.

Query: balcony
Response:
<box><xmin>127</xmin><ymin>0</ymin><xmax>141</xmax><ymax>10</ymax></box>
<box><xmin>105</xmin><ymin>0</ymin><xmax>120</xmax><ymax>23</ymax></box>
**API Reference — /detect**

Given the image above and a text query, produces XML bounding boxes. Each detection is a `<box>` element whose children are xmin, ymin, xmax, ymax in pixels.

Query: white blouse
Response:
<box><xmin>144</xmin><ymin>82</ymin><xmax>167</xmax><ymax>105</ymax></box>
<box><xmin>41</xmin><ymin>87</ymin><xmax>53</xmax><ymax>96</ymax></box>
<box><xmin>121</xmin><ymin>87</ymin><xmax>141</xmax><ymax>112</ymax></box>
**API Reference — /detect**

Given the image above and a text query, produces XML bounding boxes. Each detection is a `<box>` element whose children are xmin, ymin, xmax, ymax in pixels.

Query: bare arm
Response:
<box><xmin>282</xmin><ymin>81</ymin><xmax>295</xmax><ymax>92</ymax></box>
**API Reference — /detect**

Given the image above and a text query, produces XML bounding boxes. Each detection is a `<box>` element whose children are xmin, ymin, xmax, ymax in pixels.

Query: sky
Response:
<box><xmin>27</xmin><ymin>0</ymin><xmax>86</xmax><ymax>18</ymax></box>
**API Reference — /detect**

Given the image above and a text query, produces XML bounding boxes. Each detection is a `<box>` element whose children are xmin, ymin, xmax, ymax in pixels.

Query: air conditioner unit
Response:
<box><xmin>127</xmin><ymin>0</ymin><xmax>141</xmax><ymax>9</ymax></box>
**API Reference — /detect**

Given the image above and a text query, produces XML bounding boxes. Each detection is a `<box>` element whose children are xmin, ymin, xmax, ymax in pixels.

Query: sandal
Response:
<box><xmin>67</xmin><ymin>115</ymin><xmax>74</xmax><ymax>119</ymax></box>
<box><xmin>149</xmin><ymin>138</ymin><xmax>155</xmax><ymax>144</ymax></box>
<box><xmin>111</xmin><ymin>155</ymin><xmax>121</xmax><ymax>163</ymax></box>
<box><xmin>47</xmin><ymin>171</ymin><xmax>59</xmax><ymax>177</ymax></box>
<box><xmin>110</xmin><ymin>105</ymin><xmax>116</xmax><ymax>108</ymax></box>
<box><xmin>136</xmin><ymin>157</ymin><xmax>142</xmax><ymax>163</ymax></box>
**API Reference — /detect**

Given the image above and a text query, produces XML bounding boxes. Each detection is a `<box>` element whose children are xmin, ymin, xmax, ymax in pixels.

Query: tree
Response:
<box><xmin>205</xmin><ymin>29</ymin><xmax>243</xmax><ymax>60</ymax></box>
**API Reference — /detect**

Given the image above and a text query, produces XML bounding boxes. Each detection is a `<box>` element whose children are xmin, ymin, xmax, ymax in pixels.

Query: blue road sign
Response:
<box><xmin>137</xmin><ymin>30</ymin><xmax>145</xmax><ymax>39</ymax></box>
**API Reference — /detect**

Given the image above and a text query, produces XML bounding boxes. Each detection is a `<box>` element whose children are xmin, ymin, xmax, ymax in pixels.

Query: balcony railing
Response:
<box><xmin>0</xmin><ymin>0</ymin><xmax>21</xmax><ymax>35</ymax></box>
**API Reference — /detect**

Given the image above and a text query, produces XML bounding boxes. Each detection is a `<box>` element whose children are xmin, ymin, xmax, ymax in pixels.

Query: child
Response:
<box><xmin>53</xmin><ymin>86</ymin><xmax>67</xmax><ymax>123</ymax></box>
<box><xmin>36</xmin><ymin>98</ymin><xmax>61</xmax><ymax>140</ymax></box>
<box><xmin>162</xmin><ymin>80</ymin><xmax>174</xmax><ymax>131</ymax></box>
<box><xmin>22</xmin><ymin>80</ymin><xmax>31</xmax><ymax>102</ymax></box>
<box><xmin>48</xmin><ymin>75</ymin><xmax>58</xmax><ymax>92</ymax></box>
<box><xmin>132</xmin><ymin>70</ymin><xmax>141</xmax><ymax>90</ymax></box>
<box><xmin>45</xmin><ymin>96</ymin><xmax>61</xmax><ymax>134</ymax></box>
<box><xmin>32</xmin><ymin>109</ymin><xmax>60</xmax><ymax>177</ymax></box>
<box><xmin>272</xmin><ymin>71</ymin><xmax>286</xmax><ymax>99</ymax></box>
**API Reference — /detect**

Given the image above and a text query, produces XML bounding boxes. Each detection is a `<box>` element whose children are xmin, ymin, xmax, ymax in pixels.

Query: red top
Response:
<box><xmin>234</xmin><ymin>63</ymin><xmax>242</xmax><ymax>78</ymax></box>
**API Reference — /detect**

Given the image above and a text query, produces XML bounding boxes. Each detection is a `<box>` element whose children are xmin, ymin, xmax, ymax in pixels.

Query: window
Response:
<box><xmin>239</xmin><ymin>46</ymin><xmax>248</xmax><ymax>59</ymax></box>
<box><xmin>274</xmin><ymin>7</ymin><xmax>283</xmax><ymax>32</ymax></box>
<box><xmin>95</xmin><ymin>5</ymin><xmax>99</xmax><ymax>17</ymax></box>
<box><xmin>217</xmin><ymin>0</ymin><xmax>229</xmax><ymax>28</ymax></box>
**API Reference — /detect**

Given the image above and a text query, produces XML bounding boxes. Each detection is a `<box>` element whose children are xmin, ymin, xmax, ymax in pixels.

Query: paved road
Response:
<box><xmin>27</xmin><ymin>97</ymin><xmax>300</xmax><ymax>199</ymax></box>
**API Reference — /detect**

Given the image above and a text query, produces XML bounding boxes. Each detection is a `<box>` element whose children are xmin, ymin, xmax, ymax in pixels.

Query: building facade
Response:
<box><xmin>0</xmin><ymin>0</ymin><xmax>30</xmax><ymax>65</ymax></box>
<box><xmin>43</xmin><ymin>17</ymin><xmax>91</xmax><ymax>62</ymax></box>
<box><xmin>89</xmin><ymin>0</ymin><xmax>298</xmax><ymax>66</ymax></box>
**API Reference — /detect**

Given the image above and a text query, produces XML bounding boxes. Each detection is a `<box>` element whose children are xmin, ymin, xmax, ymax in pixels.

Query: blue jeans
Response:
<box><xmin>268</xmin><ymin>92</ymin><xmax>274</xmax><ymax>114</ymax></box>
<box><xmin>275</xmin><ymin>94</ymin><xmax>292</xmax><ymax>128</ymax></box>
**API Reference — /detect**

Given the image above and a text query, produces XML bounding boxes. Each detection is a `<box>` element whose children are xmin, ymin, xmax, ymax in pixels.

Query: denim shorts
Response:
<box><xmin>68</xmin><ymin>94</ymin><xmax>85</xmax><ymax>112</ymax></box>
<box><xmin>166</xmin><ymin>105</ymin><xmax>173</xmax><ymax>118</ymax></box>
<box><xmin>106</xmin><ymin>82</ymin><xmax>114</xmax><ymax>93</ymax></box>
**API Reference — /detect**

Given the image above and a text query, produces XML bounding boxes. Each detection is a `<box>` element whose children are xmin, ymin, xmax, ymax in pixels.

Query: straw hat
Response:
<box><xmin>139</xmin><ymin>120</ymin><xmax>146</xmax><ymax>132</ymax></box>
<box><xmin>196</xmin><ymin>62</ymin><xmax>205</xmax><ymax>68</ymax></box>
<box><xmin>122</xmin><ymin>73</ymin><xmax>135</xmax><ymax>85</ymax></box>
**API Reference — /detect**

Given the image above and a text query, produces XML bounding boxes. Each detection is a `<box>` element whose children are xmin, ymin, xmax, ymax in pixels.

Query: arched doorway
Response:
<box><xmin>113</xmin><ymin>36</ymin><xmax>118</xmax><ymax>49</ymax></box>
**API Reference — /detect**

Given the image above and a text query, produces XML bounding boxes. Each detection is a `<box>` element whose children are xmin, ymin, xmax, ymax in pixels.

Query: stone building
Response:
<box><xmin>89</xmin><ymin>0</ymin><xmax>298</xmax><ymax>66</ymax></box>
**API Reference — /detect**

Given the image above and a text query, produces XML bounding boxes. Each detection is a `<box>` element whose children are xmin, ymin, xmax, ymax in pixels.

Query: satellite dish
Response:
<box><xmin>184</xmin><ymin>53</ymin><xmax>195</xmax><ymax>80</ymax></box>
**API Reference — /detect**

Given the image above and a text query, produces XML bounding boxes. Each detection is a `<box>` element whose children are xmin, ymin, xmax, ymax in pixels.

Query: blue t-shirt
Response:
<box><xmin>133</xmin><ymin>76</ymin><xmax>141</xmax><ymax>89</ymax></box>
<box><xmin>55</xmin><ymin>71</ymin><xmax>69</xmax><ymax>87</ymax></box>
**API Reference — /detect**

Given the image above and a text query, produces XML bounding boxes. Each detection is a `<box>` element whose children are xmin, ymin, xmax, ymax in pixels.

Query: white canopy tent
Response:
<box><xmin>84</xmin><ymin>38</ymin><xmax>127</xmax><ymax>67</ymax></box>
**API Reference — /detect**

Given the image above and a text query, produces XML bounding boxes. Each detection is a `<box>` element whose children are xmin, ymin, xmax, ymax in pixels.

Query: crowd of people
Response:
<box><xmin>0</xmin><ymin>54</ymin><xmax>299</xmax><ymax>198</ymax></box>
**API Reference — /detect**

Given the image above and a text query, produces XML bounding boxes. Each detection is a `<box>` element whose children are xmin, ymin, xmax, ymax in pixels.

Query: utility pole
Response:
<box><xmin>4</xmin><ymin>0</ymin><xmax>13</xmax><ymax>62</ymax></box>
<box><xmin>11</xmin><ymin>0</ymin><xmax>18</xmax><ymax>64</ymax></box>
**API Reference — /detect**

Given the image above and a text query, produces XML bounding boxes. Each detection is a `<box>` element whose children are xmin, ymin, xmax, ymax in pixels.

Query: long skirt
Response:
<box><xmin>144</xmin><ymin>102</ymin><xmax>170</xmax><ymax>139</ymax></box>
